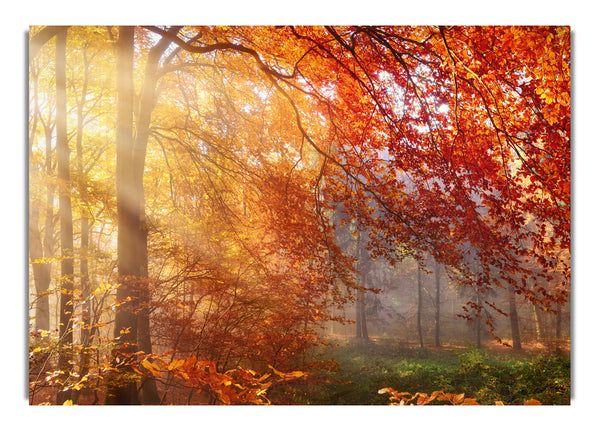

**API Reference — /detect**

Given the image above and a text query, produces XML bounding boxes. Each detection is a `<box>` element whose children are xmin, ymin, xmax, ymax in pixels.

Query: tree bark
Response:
<box><xmin>508</xmin><ymin>285</ymin><xmax>522</xmax><ymax>350</ymax></box>
<box><xmin>434</xmin><ymin>262</ymin><xmax>441</xmax><ymax>347</ymax></box>
<box><xmin>72</xmin><ymin>48</ymin><xmax>92</xmax><ymax>404</ymax></box>
<box><xmin>105</xmin><ymin>26</ymin><xmax>140</xmax><ymax>405</ymax></box>
<box><xmin>29</xmin><ymin>64</ymin><xmax>53</xmax><ymax>332</ymax></box>
<box><xmin>417</xmin><ymin>266</ymin><xmax>424</xmax><ymax>349</ymax></box>
<box><xmin>475</xmin><ymin>292</ymin><xmax>481</xmax><ymax>349</ymax></box>
<box><xmin>555</xmin><ymin>303</ymin><xmax>562</xmax><ymax>353</ymax></box>
<box><xmin>55</xmin><ymin>27</ymin><xmax>75</xmax><ymax>405</ymax></box>
<box><xmin>354</xmin><ymin>232</ymin><xmax>369</xmax><ymax>343</ymax></box>
<box><xmin>131</xmin><ymin>26</ymin><xmax>181</xmax><ymax>405</ymax></box>
<box><xmin>531</xmin><ymin>303</ymin><xmax>544</xmax><ymax>344</ymax></box>
<box><xmin>29</xmin><ymin>205</ymin><xmax>51</xmax><ymax>331</ymax></box>
<box><xmin>76</xmin><ymin>48</ymin><xmax>91</xmax><ymax>347</ymax></box>
<box><xmin>107</xmin><ymin>25</ymin><xmax>180</xmax><ymax>404</ymax></box>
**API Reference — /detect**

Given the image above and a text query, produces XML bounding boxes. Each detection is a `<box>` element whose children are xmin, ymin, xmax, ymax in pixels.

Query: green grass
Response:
<box><xmin>270</xmin><ymin>340</ymin><xmax>571</xmax><ymax>405</ymax></box>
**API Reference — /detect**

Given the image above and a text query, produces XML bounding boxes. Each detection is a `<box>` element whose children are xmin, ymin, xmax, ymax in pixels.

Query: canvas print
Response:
<box><xmin>28</xmin><ymin>26</ymin><xmax>570</xmax><ymax>405</ymax></box>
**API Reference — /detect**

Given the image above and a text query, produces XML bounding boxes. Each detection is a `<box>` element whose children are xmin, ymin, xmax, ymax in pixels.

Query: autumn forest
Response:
<box><xmin>28</xmin><ymin>25</ymin><xmax>570</xmax><ymax>405</ymax></box>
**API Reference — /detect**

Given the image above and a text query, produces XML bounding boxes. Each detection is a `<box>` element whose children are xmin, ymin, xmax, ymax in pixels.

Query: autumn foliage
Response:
<box><xmin>28</xmin><ymin>25</ymin><xmax>569</xmax><ymax>405</ymax></box>
<box><xmin>378</xmin><ymin>387</ymin><xmax>542</xmax><ymax>406</ymax></box>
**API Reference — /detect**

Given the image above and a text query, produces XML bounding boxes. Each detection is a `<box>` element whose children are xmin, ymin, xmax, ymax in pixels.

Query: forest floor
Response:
<box><xmin>29</xmin><ymin>337</ymin><xmax>570</xmax><ymax>405</ymax></box>
<box><xmin>269</xmin><ymin>337</ymin><xmax>571</xmax><ymax>405</ymax></box>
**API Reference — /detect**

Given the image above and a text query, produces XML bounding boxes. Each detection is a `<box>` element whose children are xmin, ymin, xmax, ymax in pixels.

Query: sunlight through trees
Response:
<box><xmin>28</xmin><ymin>25</ymin><xmax>570</xmax><ymax>405</ymax></box>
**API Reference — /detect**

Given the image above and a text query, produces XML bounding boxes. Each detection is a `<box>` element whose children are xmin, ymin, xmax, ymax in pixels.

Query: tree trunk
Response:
<box><xmin>508</xmin><ymin>285</ymin><xmax>522</xmax><ymax>350</ymax></box>
<box><xmin>475</xmin><ymin>291</ymin><xmax>481</xmax><ymax>349</ymax></box>
<box><xmin>354</xmin><ymin>231</ymin><xmax>369</xmax><ymax>343</ymax></box>
<box><xmin>28</xmin><ymin>64</ymin><xmax>53</xmax><ymax>332</ymax></box>
<box><xmin>417</xmin><ymin>266</ymin><xmax>424</xmax><ymax>349</ymax></box>
<box><xmin>29</xmin><ymin>206</ymin><xmax>51</xmax><ymax>331</ymax></box>
<box><xmin>531</xmin><ymin>303</ymin><xmax>545</xmax><ymax>344</ymax></box>
<box><xmin>55</xmin><ymin>27</ymin><xmax>75</xmax><ymax>405</ymax></box>
<box><xmin>73</xmin><ymin>50</ymin><xmax>92</xmax><ymax>404</ymax></box>
<box><xmin>355</xmin><ymin>290</ymin><xmax>369</xmax><ymax>342</ymax></box>
<box><xmin>130</xmin><ymin>26</ymin><xmax>181</xmax><ymax>405</ymax></box>
<box><xmin>555</xmin><ymin>303</ymin><xmax>562</xmax><ymax>353</ymax></box>
<box><xmin>105</xmin><ymin>26</ymin><xmax>140</xmax><ymax>405</ymax></box>
<box><xmin>434</xmin><ymin>262</ymin><xmax>441</xmax><ymax>347</ymax></box>
<box><xmin>41</xmin><ymin>123</ymin><xmax>56</xmax><ymax>329</ymax></box>
<box><xmin>76</xmin><ymin>49</ymin><xmax>91</xmax><ymax>347</ymax></box>
<box><xmin>355</xmin><ymin>290</ymin><xmax>362</xmax><ymax>340</ymax></box>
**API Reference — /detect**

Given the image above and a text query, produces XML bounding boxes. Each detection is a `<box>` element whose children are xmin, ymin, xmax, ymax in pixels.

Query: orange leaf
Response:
<box><xmin>524</xmin><ymin>398</ymin><xmax>542</xmax><ymax>405</ymax></box>
<box><xmin>452</xmin><ymin>393</ymin><xmax>465</xmax><ymax>404</ymax></box>
<box><xmin>141</xmin><ymin>359</ymin><xmax>162</xmax><ymax>377</ymax></box>
<box><xmin>182</xmin><ymin>355</ymin><xmax>197</xmax><ymax>371</ymax></box>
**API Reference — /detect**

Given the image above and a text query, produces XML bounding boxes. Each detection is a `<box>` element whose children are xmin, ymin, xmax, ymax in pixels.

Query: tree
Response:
<box><xmin>508</xmin><ymin>285</ymin><xmax>522</xmax><ymax>350</ymax></box>
<box><xmin>434</xmin><ymin>262</ymin><xmax>441</xmax><ymax>347</ymax></box>
<box><xmin>55</xmin><ymin>26</ymin><xmax>75</xmax><ymax>405</ymax></box>
<box><xmin>416</xmin><ymin>265</ymin><xmax>424</xmax><ymax>348</ymax></box>
<box><xmin>355</xmin><ymin>230</ymin><xmax>370</xmax><ymax>343</ymax></box>
<box><xmin>105</xmin><ymin>25</ymin><xmax>139</xmax><ymax>405</ymax></box>
<box><xmin>29</xmin><ymin>57</ymin><xmax>55</xmax><ymax>332</ymax></box>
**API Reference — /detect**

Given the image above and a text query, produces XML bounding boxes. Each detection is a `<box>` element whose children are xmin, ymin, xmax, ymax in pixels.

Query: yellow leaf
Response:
<box><xmin>141</xmin><ymin>359</ymin><xmax>162</xmax><ymax>377</ymax></box>
<box><xmin>167</xmin><ymin>358</ymin><xmax>185</xmax><ymax>371</ymax></box>
<box><xmin>73</xmin><ymin>376</ymin><xmax>88</xmax><ymax>391</ymax></box>
<box><xmin>62</xmin><ymin>400</ymin><xmax>74</xmax><ymax>405</ymax></box>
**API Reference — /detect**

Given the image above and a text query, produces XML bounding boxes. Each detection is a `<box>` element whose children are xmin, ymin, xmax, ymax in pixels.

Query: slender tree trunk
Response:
<box><xmin>417</xmin><ymin>266</ymin><xmax>424</xmax><ymax>349</ymax></box>
<box><xmin>73</xmin><ymin>51</ymin><xmax>92</xmax><ymax>404</ymax></box>
<box><xmin>434</xmin><ymin>263</ymin><xmax>441</xmax><ymax>347</ymax></box>
<box><xmin>55</xmin><ymin>27</ymin><xmax>75</xmax><ymax>405</ymax></box>
<box><xmin>508</xmin><ymin>286</ymin><xmax>522</xmax><ymax>350</ymax></box>
<box><xmin>29</xmin><ymin>66</ymin><xmax>53</xmax><ymax>332</ymax></box>
<box><xmin>531</xmin><ymin>303</ymin><xmax>543</xmax><ymax>344</ymax></box>
<box><xmin>130</xmin><ymin>26</ymin><xmax>181</xmax><ymax>405</ymax></box>
<box><xmin>77</xmin><ymin>49</ymin><xmax>91</xmax><ymax>347</ymax></box>
<box><xmin>555</xmin><ymin>303</ymin><xmax>562</xmax><ymax>353</ymax></box>
<box><xmin>355</xmin><ymin>290</ymin><xmax>362</xmax><ymax>340</ymax></box>
<box><xmin>29</xmin><ymin>206</ymin><xmax>51</xmax><ymax>331</ymax></box>
<box><xmin>475</xmin><ymin>291</ymin><xmax>481</xmax><ymax>349</ymax></box>
<box><xmin>105</xmin><ymin>26</ymin><xmax>140</xmax><ymax>405</ymax></box>
<box><xmin>356</xmin><ymin>290</ymin><xmax>369</xmax><ymax>342</ymax></box>
<box><xmin>41</xmin><ymin>124</ymin><xmax>56</xmax><ymax>329</ymax></box>
<box><xmin>353</xmin><ymin>230</ymin><xmax>369</xmax><ymax>344</ymax></box>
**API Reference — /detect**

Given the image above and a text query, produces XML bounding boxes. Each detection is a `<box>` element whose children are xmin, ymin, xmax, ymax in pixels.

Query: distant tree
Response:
<box><xmin>355</xmin><ymin>231</ymin><xmax>370</xmax><ymax>343</ymax></box>
<box><xmin>434</xmin><ymin>262</ymin><xmax>442</xmax><ymax>347</ymax></box>
<box><xmin>416</xmin><ymin>265</ymin><xmax>424</xmax><ymax>349</ymax></box>
<box><xmin>508</xmin><ymin>285</ymin><xmax>522</xmax><ymax>350</ymax></box>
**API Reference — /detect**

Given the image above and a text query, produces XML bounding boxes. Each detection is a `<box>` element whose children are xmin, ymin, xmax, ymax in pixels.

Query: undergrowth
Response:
<box><xmin>270</xmin><ymin>340</ymin><xmax>570</xmax><ymax>405</ymax></box>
